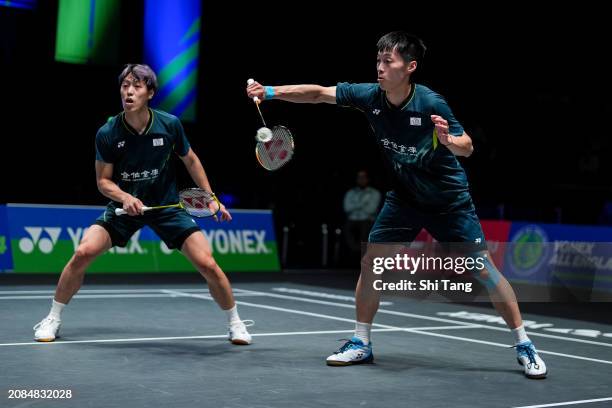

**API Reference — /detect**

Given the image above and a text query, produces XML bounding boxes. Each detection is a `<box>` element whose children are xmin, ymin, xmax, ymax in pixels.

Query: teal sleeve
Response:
<box><xmin>173</xmin><ymin>119</ymin><xmax>191</xmax><ymax>156</ymax></box>
<box><xmin>433</xmin><ymin>95</ymin><xmax>464</xmax><ymax>136</ymax></box>
<box><xmin>336</xmin><ymin>82</ymin><xmax>376</xmax><ymax>111</ymax></box>
<box><xmin>95</xmin><ymin>128</ymin><xmax>114</xmax><ymax>163</ymax></box>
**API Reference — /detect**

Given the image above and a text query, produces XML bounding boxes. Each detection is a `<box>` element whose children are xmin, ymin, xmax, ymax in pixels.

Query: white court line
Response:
<box><xmin>165</xmin><ymin>290</ymin><xmax>612</xmax><ymax>366</ymax></box>
<box><xmin>0</xmin><ymin>289</ymin><xmax>213</xmax><ymax>295</ymax></box>
<box><xmin>0</xmin><ymin>293</ymin><xmax>262</xmax><ymax>300</ymax></box>
<box><xmin>0</xmin><ymin>328</ymin><xmax>406</xmax><ymax>347</ymax></box>
<box><xmin>235</xmin><ymin>287</ymin><xmax>612</xmax><ymax>348</ymax></box>
<box><xmin>512</xmin><ymin>397</ymin><xmax>612</xmax><ymax>408</ymax></box>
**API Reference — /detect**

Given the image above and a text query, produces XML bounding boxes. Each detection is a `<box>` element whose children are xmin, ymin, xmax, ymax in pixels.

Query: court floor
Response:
<box><xmin>1</xmin><ymin>276</ymin><xmax>611</xmax><ymax>408</ymax></box>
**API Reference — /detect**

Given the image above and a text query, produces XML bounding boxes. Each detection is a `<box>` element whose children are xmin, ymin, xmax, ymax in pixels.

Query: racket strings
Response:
<box><xmin>179</xmin><ymin>189</ymin><xmax>219</xmax><ymax>218</ymax></box>
<box><xmin>256</xmin><ymin>126</ymin><xmax>294</xmax><ymax>170</ymax></box>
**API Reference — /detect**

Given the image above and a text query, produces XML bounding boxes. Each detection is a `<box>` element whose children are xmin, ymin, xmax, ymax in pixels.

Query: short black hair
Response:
<box><xmin>118</xmin><ymin>64</ymin><xmax>158</xmax><ymax>92</ymax></box>
<box><xmin>377</xmin><ymin>31</ymin><xmax>427</xmax><ymax>64</ymax></box>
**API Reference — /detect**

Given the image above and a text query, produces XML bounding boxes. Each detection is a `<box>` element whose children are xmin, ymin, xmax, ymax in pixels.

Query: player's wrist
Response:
<box><xmin>441</xmin><ymin>135</ymin><xmax>454</xmax><ymax>146</ymax></box>
<box><xmin>264</xmin><ymin>86</ymin><xmax>275</xmax><ymax>100</ymax></box>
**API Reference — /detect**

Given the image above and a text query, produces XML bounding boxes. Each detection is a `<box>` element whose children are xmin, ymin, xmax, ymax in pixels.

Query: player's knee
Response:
<box><xmin>73</xmin><ymin>244</ymin><xmax>99</xmax><ymax>262</ymax></box>
<box><xmin>196</xmin><ymin>255</ymin><xmax>219</xmax><ymax>276</ymax></box>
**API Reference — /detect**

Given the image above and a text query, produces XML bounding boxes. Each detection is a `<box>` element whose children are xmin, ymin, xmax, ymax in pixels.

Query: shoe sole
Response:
<box><xmin>34</xmin><ymin>337</ymin><xmax>56</xmax><ymax>342</ymax></box>
<box><xmin>229</xmin><ymin>339</ymin><xmax>251</xmax><ymax>345</ymax></box>
<box><xmin>517</xmin><ymin>358</ymin><xmax>547</xmax><ymax>379</ymax></box>
<box><xmin>327</xmin><ymin>355</ymin><xmax>374</xmax><ymax>366</ymax></box>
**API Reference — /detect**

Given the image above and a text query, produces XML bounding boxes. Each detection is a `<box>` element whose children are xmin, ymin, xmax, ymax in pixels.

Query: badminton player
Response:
<box><xmin>246</xmin><ymin>32</ymin><xmax>546</xmax><ymax>378</ymax></box>
<box><xmin>34</xmin><ymin>64</ymin><xmax>253</xmax><ymax>345</ymax></box>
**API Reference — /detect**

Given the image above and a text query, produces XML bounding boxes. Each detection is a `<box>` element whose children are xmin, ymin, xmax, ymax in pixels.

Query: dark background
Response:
<box><xmin>1</xmin><ymin>2</ymin><xmax>610</xmax><ymax>266</ymax></box>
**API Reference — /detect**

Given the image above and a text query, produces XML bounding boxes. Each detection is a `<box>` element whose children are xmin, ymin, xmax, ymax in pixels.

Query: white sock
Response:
<box><xmin>49</xmin><ymin>300</ymin><xmax>66</xmax><ymax>320</ymax></box>
<box><xmin>224</xmin><ymin>305</ymin><xmax>241</xmax><ymax>325</ymax></box>
<box><xmin>354</xmin><ymin>321</ymin><xmax>372</xmax><ymax>345</ymax></box>
<box><xmin>511</xmin><ymin>324</ymin><xmax>530</xmax><ymax>344</ymax></box>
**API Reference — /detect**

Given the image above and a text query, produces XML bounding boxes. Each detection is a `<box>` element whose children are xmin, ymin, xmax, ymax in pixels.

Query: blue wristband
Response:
<box><xmin>264</xmin><ymin>86</ymin><xmax>275</xmax><ymax>100</ymax></box>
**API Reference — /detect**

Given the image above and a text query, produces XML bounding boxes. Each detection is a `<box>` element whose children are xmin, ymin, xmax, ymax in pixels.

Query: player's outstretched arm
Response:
<box><xmin>246</xmin><ymin>81</ymin><xmax>336</xmax><ymax>104</ymax></box>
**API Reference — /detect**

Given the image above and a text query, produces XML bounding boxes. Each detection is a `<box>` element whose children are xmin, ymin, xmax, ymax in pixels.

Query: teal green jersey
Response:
<box><xmin>95</xmin><ymin>108</ymin><xmax>191</xmax><ymax>207</ymax></box>
<box><xmin>336</xmin><ymin>82</ymin><xmax>472</xmax><ymax>213</ymax></box>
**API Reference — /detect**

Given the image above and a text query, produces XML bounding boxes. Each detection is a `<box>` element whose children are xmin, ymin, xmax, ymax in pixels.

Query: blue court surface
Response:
<box><xmin>1</xmin><ymin>274</ymin><xmax>611</xmax><ymax>408</ymax></box>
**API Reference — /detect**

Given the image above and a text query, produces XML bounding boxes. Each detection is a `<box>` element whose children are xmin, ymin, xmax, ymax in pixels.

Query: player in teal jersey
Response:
<box><xmin>34</xmin><ymin>64</ymin><xmax>252</xmax><ymax>346</ymax></box>
<box><xmin>247</xmin><ymin>32</ymin><xmax>546</xmax><ymax>378</ymax></box>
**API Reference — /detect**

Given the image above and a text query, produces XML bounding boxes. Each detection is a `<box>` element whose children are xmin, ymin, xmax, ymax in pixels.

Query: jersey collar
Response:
<box><xmin>121</xmin><ymin>108</ymin><xmax>155</xmax><ymax>135</ymax></box>
<box><xmin>384</xmin><ymin>83</ymin><xmax>416</xmax><ymax>111</ymax></box>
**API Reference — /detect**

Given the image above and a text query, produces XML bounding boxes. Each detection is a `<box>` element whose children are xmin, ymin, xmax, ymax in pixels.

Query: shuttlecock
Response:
<box><xmin>256</xmin><ymin>127</ymin><xmax>273</xmax><ymax>143</ymax></box>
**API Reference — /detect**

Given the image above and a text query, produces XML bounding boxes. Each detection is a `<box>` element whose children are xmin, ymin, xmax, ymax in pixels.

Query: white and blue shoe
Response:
<box><xmin>326</xmin><ymin>337</ymin><xmax>373</xmax><ymax>366</ymax></box>
<box><xmin>514</xmin><ymin>341</ymin><xmax>547</xmax><ymax>379</ymax></box>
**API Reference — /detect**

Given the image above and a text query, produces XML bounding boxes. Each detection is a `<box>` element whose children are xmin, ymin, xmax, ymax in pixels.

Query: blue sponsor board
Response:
<box><xmin>3</xmin><ymin>204</ymin><xmax>279</xmax><ymax>273</ymax></box>
<box><xmin>0</xmin><ymin>205</ymin><xmax>14</xmax><ymax>271</ymax></box>
<box><xmin>505</xmin><ymin>222</ymin><xmax>612</xmax><ymax>292</ymax></box>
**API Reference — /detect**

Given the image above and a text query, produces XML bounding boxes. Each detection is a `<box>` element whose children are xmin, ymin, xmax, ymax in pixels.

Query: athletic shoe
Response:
<box><xmin>228</xmin><ymin>320</ymin><xmax>254</xmax><ymax>345</ymax></box>
<box><xmin>33</xmin><ymin>316</ymin><xmax>61</xmax><ymax>342</ymax></box>
<box><xmin>326</xmin><ymin>337</ymin><xmax>373</xmax><ymax>366</ymax></box>
<box><xmin>514</xmin><ymin>341</ymin><xmax>547</xmax><ymax>379</ymax></box>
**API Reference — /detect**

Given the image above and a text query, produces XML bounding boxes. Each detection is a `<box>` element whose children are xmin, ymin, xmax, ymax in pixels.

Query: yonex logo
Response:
<box><xmin>372</xmin><ymin>109</ymin><xmax>381</xmax><ymax>115</ymax></box>
<box><xmin>117</xmin><ymin>141</ymin><xmax>125</xmax><ymax>148</ymax></box>
<box><xmin>19</xmin><ymin>227</ymin><xmax>61</xmax><ymax>254</ymax></box>
<box><xmin>153</xmin><ymin>138</ymin><xmax>164</xmax><ymax>147</ymax></box>
<box><xmin>410</xmin><ymin>117</ymin><xmax>421</xmax><ymax>126</ymax></box>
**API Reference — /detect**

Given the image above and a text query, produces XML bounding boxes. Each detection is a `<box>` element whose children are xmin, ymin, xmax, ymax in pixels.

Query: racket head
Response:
<box><xmin>255</xmin><ymin>125</ymin><xmax>295</xmax><ymax>171</ymax></box>
<box><xmin>178</xmin><ymin>188</ymin><xmax>221</xmax><ymax>218</ymax></box>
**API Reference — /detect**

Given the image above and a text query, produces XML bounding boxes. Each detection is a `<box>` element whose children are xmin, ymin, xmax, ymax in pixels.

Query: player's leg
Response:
<box><xmin>152</xmin><ymin>209</ymin><xmax>252</xmax><ymax>345</ymax></box>
<box><xmin>34</xmin><ymin>225</ymin><xmax>112</xmax><ymax>342</ymax></box>
<box><xmin>327</xmin><ymin>192</ymin><xmax>422</xmax><ymax>366</ymax></box>
<box><xmin>54</xmin><ymin>225</ymin><xmax>112</xmax><ymax>304</ymax></box>
<box><xmin>34</xmin><ymin>207</ymin><xmax>140</xmax><ymax>342</ymax></box>
<box><xmin>427</xmin><ymin>205</ymin><xmax>547</xmax><ymax>379</ymax></box>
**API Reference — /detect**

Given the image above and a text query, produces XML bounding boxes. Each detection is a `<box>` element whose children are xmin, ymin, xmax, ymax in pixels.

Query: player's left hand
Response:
<box><xmin>431</xmin><ymin>115</ymin><xmax>453</xmax><ymax>146</ymax></box>
<box><xmin>215</xmin><ymin>204</ymin><xmax>232</xmax><ymax>222</ymax></box>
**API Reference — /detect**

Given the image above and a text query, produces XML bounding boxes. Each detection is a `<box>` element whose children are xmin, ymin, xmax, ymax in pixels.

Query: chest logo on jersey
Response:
<box><xmin>410</xmin><ymin>117</ymin><xmax>421</xmax><ymax>126</ymax></box>
<box><xmin>372</xmin><ymin>109</ymin><xmax>381</xmax><ymax>115</ymax></box>
<box><xmin>381</xmin><ymin>138</ymin><xmax>417</xmax><ymax>156</ymax></box>
<box><xmin>117</xmin><ymin>141</ymin><xmax>125</xmax><ymax>148</ymax></box>
<box><xmin>153</xmin><ymin>138</ymin><xmax>164</xmax><ymax>147</ymax></box>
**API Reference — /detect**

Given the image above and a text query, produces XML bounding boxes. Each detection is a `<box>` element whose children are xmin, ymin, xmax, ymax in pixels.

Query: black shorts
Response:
<box><xmin>95</xmin><ymin>205</ymin><xmax>201</xmax><ymax>250</ymax></box>
<box><xmin>369</xmin><ymin>191</ymin><xmax>487</xmax><ymax>251</ymax></box>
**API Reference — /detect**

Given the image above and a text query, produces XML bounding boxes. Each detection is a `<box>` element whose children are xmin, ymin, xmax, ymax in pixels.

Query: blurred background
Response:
<box><xmin>1</xmin><ymin>0</ymin><xmax>610</xmax><ymax>268</ymax></box>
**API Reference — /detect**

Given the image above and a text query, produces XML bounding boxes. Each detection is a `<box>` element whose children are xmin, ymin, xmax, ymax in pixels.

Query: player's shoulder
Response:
<box><xmin>151</xmin><ymin>108</ymin><xmax>181</xmax><ymax>126</ymax></box>
<box><xmin>414</xmin><ymin>84</ymin><xmax>448</xmax><ymax>109</ymax></box>
<box><xmin>96</xmin><ymin>113</ymin><xmax>122</xmax><ymax>140</ymax></box>
<box><xmin>337</xmin><ymin>82</ymin><xmax>381</xmax><ymax>105</ymax></box>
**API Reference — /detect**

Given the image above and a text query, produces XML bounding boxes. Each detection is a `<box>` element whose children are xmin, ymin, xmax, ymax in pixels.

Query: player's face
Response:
<box><xmin>376</xmin><ymin>48</ymin><xmax>414</xmax><ymax>91</ymax></box>
<box><xmin>120</xmin><ymin>73</ymin><xmax>154</xmax><ymax>112</ymax></box>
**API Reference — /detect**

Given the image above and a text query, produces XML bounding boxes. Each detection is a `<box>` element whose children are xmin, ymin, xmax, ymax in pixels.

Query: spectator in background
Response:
<box><xmin>343</xmin><ymin>170</ymin><xmax>381</xmax><ymax>257</ymax></box>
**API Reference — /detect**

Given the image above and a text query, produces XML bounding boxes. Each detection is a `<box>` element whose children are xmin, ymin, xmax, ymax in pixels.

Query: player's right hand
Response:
<box><xmin>122</xmin><ymin>195</ymin><xmax>145</xmax><ymax>216</ymax></box>
<box><xmin>246</xmin><ymin>81</ymin><xmax>266</xmax><ymax>101</ymax></box>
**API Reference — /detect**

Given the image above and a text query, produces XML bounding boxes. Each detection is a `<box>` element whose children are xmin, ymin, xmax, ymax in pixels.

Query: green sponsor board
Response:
<box><xmin>11</xmin><ymin>238</ymin><xmax>279</xmax><ymax>274</ymax></box>
<box><xmin>0</xmin><ymin>235</ymin><xmax>6</xmax><ymax>255</ymax></box>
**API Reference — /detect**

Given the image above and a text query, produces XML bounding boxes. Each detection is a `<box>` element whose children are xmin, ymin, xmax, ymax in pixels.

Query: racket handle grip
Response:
<box><xmin>247</xmin><ymin>78</ymin><xmax>260</xmax><ymax>103</ymax></box>
<box><xmin>115</xmin><ymin>206</ymin><xmax>152</xmax><ymax>216</ymax></box>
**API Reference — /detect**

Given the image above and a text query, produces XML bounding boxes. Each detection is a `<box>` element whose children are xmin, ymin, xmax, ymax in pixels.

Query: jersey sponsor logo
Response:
<box><xmin>372</xmin><ymin>109</ymin><xmax>381</xmax><ymax>115</ymax></box>
<box><xmin>153</xmin><ymin>138</ymin><xmax>164</xmax><ymax>147</ymax></box>
<box><xmin>121</xmin><ymin>169</ymin><xmax>159</xmax><ymax>181</ymax></box>
<box><xmin>410</xmin><ymin>117</ymin><xmax>421</xmax><ymax>126</ymax></box>
<box><xmin>381</xmin><ymin>138</ymin><xmax>417</xmax><ymax>156</ymax></box>
<box><xmin>117</xmin><ymin>141</ymin><xmax>126</xmax><ymax>148</ymax></box>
